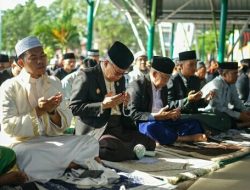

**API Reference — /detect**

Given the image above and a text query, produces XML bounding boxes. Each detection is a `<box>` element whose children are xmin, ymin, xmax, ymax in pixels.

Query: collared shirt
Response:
<box><xmin>151</xmin><ymin>82</ymin><xmax>163</xmax><ymax>113</ymax></box>
<box><xmin>201</xmin><ymin>76</ymin><xmax>248</xmax><ymax>119</ymax></box>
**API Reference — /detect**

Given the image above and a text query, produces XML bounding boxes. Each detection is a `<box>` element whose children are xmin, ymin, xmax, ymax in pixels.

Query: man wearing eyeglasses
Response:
<box><xmin>70</xmin><ymin>41</ymin><xmax>155</xmax><ymax>162</ymax></box>
<box><xmin>127</xmin><ymin>56</ymin><xmax>207</xmax><ymax>145</ymax></box>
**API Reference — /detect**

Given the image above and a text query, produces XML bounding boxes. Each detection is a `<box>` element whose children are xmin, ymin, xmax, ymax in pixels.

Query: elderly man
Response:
<box><xmin>54</xmin><ymin>52</ymin><xmax>76</xmax><ymax>80</ymax></box>
<box><xmin>128</xmin><ymin>51</ymin><xmax>149</xmax><ymax>83</ymax></box>
<box><xmin>127</xmin><ymin>56</ymin><xmax>206</xmax><ymax>145</ymax></box>
<box><xmin>70</xmin><ymin>41</ymin><xmax>155</xmax><ymax>162</ymax></box>
<box><xmin>0</xmin><ymin>36</ymin><xmax>99</xmax><ymax>182</ymax></box>
<box><xmin>202</xmin><ymin>62</ymin><xmax>250</xmax><ymax>128</ymax></box>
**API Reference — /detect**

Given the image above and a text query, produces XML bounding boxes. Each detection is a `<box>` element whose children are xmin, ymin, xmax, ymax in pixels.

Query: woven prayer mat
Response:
<box><xmin>103</xmin><ymin>150</ymin><xmax>220</xmax><ymax>185</ymax></box>
<box><xmin>159</xmin><ymin>140</ymin><xmax>250</xmax><ymax>162</ymax></box>
<box><xmin>211</xmin><ymin>129</ymin><xmax>250</xmax><ymax>147</ymax></box>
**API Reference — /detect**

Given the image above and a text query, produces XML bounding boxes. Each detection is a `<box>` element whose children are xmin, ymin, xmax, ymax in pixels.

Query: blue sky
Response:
<box><xmin>0</xmin><ymin>0</ymin><xmax>55</xmax><ymax>10</ymax></box>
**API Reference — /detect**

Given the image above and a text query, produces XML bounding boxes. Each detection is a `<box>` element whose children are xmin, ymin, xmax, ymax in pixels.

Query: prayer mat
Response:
<box><xmin>159</xmin><ymin>140</ymin><xmax>250</xmax><ymax>162</ymax></box>
<box><xmin>103</xmin><ymin>150</ymin><xmax>220</xmax><ymax>185</ymax></box>
<box><xmin>35</xmin><ymin>173</ymin><xmax>175</xmax><ymax>190</ymax></box>
<box><xmin>211</xmin><ymin>129</ymin><xmax>250</xmax><ymax>147</ymax></box>
<box><xmin>37</xmin><ymin>175</ymin><xmax>141</xmax><ymax>190</ymax></box>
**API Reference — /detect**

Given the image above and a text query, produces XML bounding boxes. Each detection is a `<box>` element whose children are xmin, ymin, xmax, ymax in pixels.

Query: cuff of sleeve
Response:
<box><xmin>148</xmin><ymin>114</ymin><xmax>155</xmax><ymax>120</ymax></box>
<box><xmin>98</xmin><ymin>103</ymin><xmax>104</xmax><ymax>116</ymax></box>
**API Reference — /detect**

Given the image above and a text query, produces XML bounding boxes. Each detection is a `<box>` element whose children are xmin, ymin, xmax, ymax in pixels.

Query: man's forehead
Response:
<box><xmin>110</xmin><ymin>61</ymin><xmax>125</xmax><ymax>72</ymax></box>
<box><xmin>26</xmin><ymin>47</ymin><xmax>44</xmax><ymax>55</ymax></box>
<box><xmin>182</xmin><ymin>59</ymin><xmax>197</xmax><ymax>64</ymax></box>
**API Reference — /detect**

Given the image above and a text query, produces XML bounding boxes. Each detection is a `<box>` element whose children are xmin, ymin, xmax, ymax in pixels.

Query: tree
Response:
<box><xmin>34</xmin><ymin>8</ymin><xmax>80</xmax><ymax>53</ymax></box>
<box><xmin>2</xmin><ymin>0</ymin><xmax>47</xmax><ymax>54</ymax></box>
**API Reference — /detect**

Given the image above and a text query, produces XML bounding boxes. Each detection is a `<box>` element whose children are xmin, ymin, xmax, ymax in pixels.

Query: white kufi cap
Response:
<box><xmin>15</xmin><ymin>36</ymin><xmax>42</xmax><ymax>57</ymax></box>
<box><xmin>134</xmin><ymin>51</ymin><xmax>147</xmax><ymax>60</ymax></box>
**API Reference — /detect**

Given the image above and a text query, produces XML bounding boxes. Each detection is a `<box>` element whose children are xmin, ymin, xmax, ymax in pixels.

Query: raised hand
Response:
<box><xmin>204</xmin><ymin>90</ymin><xmax>216</xmax><ymax>101</ymax></box>
<box><xmin>152</xmin><ymin>106</ymin><xmax>181</xmax><ymax>121</ymax></box>
<box><xmin>102</xmin><ymin>92</ymin><xmax>124</xmax><ymax>109</ymax></box>
<box><xmin>122</xmin><ymin>92</ymin><xmax>130</xmax><ymax>107</ymax></box>
<box><xmin>36</xmin><ymin>92</ymin><xmax>63</xmax><ymax>116</ymax></box>
<box><xmin>188</xmin><ymin>90</ymin><xmax>203</xmax><ymax>102</ymax></box>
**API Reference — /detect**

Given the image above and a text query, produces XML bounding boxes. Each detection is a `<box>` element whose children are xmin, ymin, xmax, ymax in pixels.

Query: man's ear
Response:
<box><xmin>152</xmin><ymin>70</ymin><xmax>157</xmax><ymax>78</ymax></box>
<box><xmin>17</xmin><ymin>58</ymin><xmax>24</xmax><ymax>68</ymax></box>
<box><xmin>103</xmin><ymin>60</ymin><xmax>108</xmax><ymax>67</ymax></box>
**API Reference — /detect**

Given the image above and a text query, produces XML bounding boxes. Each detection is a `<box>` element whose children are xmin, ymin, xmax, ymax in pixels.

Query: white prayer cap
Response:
<box><xmin>134</xmin><ymin>51</ymin><xmax>147</xmax><ymax>60</ymax></box>
<box><xmin>15</xmin><ymin>36</ymin><xmax>42</xmax><ymax>57</ymax></box>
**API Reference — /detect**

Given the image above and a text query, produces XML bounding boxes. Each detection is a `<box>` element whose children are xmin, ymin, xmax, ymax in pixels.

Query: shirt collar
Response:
<box><xmin>151</xmin><ymin>81</ymin><xmax>162</xmax><ymax>92</ymax></box>
<box><xmin>18</xmin><ymin>69</ymin><xmax>43</xmax><ymax>84</ymax></box>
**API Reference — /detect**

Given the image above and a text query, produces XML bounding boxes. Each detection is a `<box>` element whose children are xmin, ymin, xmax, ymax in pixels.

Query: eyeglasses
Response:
<box><xmin>109</xmin><ymin>62</ymin><xmax>125</xmax><ymax>76</ymax></box>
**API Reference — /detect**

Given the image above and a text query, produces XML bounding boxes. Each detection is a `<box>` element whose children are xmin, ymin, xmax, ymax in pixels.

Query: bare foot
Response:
<box><xmin>0</xmin><ymin>171</ymin><xmax>28</xmax><ymax>186</ymax></box>
<box><xmin>94</xmin><ymin>157</ymin><xmax>103</xmax><ymax>164</ymax></box>
<box><xmin>192</xmin><ymin>133</ymin><xmax>207</xmax><ymax>142</ymax></box>
<box><xmin>177</xmin><ymin>133</ymin><xmax>207</xmax><ymax>143</ymax></box>
<box><xmin>67</xmin><ymin>162</ymin><xmax>81</xmax><ymax>169</ymax></box>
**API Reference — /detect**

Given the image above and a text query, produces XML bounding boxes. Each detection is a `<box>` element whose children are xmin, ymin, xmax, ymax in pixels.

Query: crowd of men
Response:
<box><xmin>0</xmin><ymin>35</ymin><xmax>250</xmax><ymax>187</ymax></box>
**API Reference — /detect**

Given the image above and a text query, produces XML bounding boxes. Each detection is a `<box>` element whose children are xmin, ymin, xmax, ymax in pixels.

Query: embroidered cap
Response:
<box><xmin>179</xmin><ymin>50</ymin><xmax>197</xmax><ymax>61</ymax></box>
<box><xmin>151</xmin><ymin>56</ymin><xmax>175</xmax><ymax>74</ymax></box>
<box><xmin>134</xmin><ymin>51</ymin><xmax>147</xmax><ymax>60</ymax></box>
<box><xmin>107</xmin><ymin>41</ymin><xmax>134</xmax><ymax>70</ymax></box>
<box><xmin>15</xmin><ymin>36</ymin><xmax>42</xmax><ymax>57</ymax></box>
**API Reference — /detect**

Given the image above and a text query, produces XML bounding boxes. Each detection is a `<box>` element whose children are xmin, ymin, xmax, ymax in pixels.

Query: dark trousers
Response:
<box><xmin>99</xmin><ymin>116</ymin><xmax>156</xmax><ymax>162</ymax></box>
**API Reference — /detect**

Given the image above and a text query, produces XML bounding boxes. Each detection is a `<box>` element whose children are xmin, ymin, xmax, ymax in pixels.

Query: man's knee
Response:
<box><xmin>99</xmin><ymin>137</ymin><xmax>136</xmax><ymax>162</ymax></box>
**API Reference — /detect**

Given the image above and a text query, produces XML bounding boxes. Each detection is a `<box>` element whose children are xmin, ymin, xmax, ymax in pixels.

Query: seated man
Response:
<box><xmin>167</xmin><ymin>50</ymin><xmax>229</xmax><ymax>132</ymax></box>
<box><xmin>168</xmin><ymin>50</ymin><xmax>208</xmax><ymax>113</ymax></box>
<box><xmin>62</xmin><ymin>58</ymin><xmax>97</xmax><ymax>102</ymax></box>
<box><xmin>195</xmin><ymin>61</ymin><xmax>207</xmax><ymax>88</ymax></box>
<box><xmin>128</xmin><ymin>51</ymin><xmax>149</xmax><ymax>83</ymax></box>
<box><xmin>0</xmin><ymin>56</ymin><xmax>22</xmax><ymax>86</ymax></box>
<box><xmin>127</xmin><ymin>56</ymin><xmax>207</xmax><ymax>145</ymax></box>
<box><xmin>70</xmin><ymin>41</ymin><xmax>155</xmax><ymax>162</ymax></box>
<box><xmin>87</xmin><ymin>49</ymin><xmax>99</xmax><ymax>64</ymax></box>
<box><xmin>0</xmin><ymin>54</ymin><xmax>11</xmax><ymax>72</ymax></box>
<box><xmin>0</xmin><ymin>146</ymin><xmax>27</xmax><ymax>186</ymax></box>
<box><xmin>236</xmin><ymin>58</ymin><xmax>250</xmax><ymax>103</ymax></box>
<box><xmin>53</xmin><ymin>53</ymin><xmax>76</xmax><ymax>80</ymax></box>
<box><xmin>201</xmin><ymin>62</ymin><xmax>250</xmax><ymax>128</ymax></box>
<box><xmin>0</xmin><ymin>36</ymin><xmax>99</xmax><ymax>182</ymax></box>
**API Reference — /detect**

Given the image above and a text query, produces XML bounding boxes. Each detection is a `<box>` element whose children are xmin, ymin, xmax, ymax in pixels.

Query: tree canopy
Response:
<box><xmin>1</xmin><ymin>0</ymin><xmax>153</xmax><ymax>58</ymax></box>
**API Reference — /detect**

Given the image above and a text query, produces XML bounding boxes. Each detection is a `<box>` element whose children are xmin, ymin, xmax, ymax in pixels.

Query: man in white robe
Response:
<box><xmin>0</xmin><ymin>36</ymin><xmax>99</xmax><ymax>182</ymax></box>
